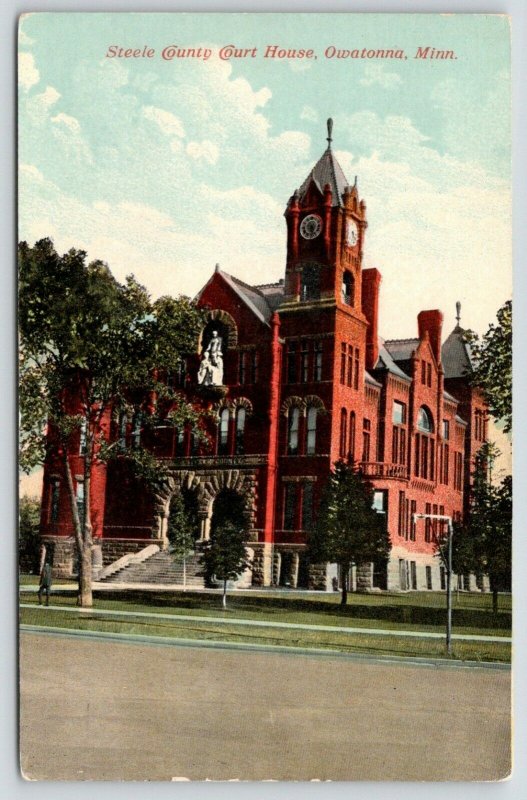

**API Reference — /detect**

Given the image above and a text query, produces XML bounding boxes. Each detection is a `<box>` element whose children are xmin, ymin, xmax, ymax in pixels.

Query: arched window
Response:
<box><xmin>287</xmin><ymin>407</ymin><xmax>300</xmax><ymax>455</ymax></box>
<box><xmin>118</xmin><ymin>412</ymin><xmax>128</xmax><ymax>451</ymax></box>
<box><xmin>306</xmin><ymin>406</ymin><xmax>318</xmax><ymax>455</ymax></box>
<box><xmin>300</xmin><ymin>263</ymin><xmax>321</xmax><ymax>301</ymax></box>
<box><xmin>218</xmin><ymin>408</ymin><xmax>230</xmax><ymax>455</ymax></box>
<box><xmin>339</xmin><ymin>409</ymin><xmax>348</xmax><ymax>459</ymax></box>
<box><xmin>131</xmin><ymin>412</ymin><xmax>142</xmax><ymax>449</ymax></box>
<box><xmin>235</xmin><ymin>407</ymin><xmax>246</xmax><ymax>455</ymax></box>
<box><xmin>415</xmin><ymin>406</ymin><xmax>435</xmax><ymax>479</ymax></box>
<box><xmin>341</xmin><ymin>270</ymin><xmax>354</xmax><ymax>306</ymax></box>
<box><xmin>349</xmin><ymin>411</ymin><xmax>356</xmax><ymax>462</ymax></box>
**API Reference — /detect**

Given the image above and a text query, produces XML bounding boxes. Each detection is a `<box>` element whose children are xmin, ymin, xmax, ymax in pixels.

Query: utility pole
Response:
<box><xmin>413</xmin><ymin>513</ymin><xmax>454</xmax><ymax>655</ymax></box>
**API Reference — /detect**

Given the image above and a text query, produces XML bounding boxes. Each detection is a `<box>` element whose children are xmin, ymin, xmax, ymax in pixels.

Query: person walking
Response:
<box><xmin>38</xmin><ymin>561</ymin><xmax>52</xmax><ymax>606</ymax></box>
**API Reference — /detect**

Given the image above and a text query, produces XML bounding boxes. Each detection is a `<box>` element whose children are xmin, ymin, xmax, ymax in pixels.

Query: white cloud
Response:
<box><xmin>186</xmin><ymin>140</ymin><xmax>219</xmax><ymax>165</ymax></box>
<box><xmin>359</xmin><ymin>64</ymin><xmax>402</xmax><ymax>89</ymax></box>
<box><xmin>142</xmin><ymin>105</ymin><xmax>185</xmax><ymax>139</ymax></box>
<box><xmin>300</xmin><ymin>106</ymin><xmax>318</xmax><ymax>123</ymax></box>
<box><xmin>18</xmin><ymin>52</ymin><xmax>39</xmax><ymax>91</ymax></box>
<box><xmin>19</xmin><ymin>163</ymin><xmax>44</xmax><ymax>182</ymax></box>
<box><xmin>51</xmin><ymin>112</ymin><xmax>81</xmax><ymax>134</ymax></box>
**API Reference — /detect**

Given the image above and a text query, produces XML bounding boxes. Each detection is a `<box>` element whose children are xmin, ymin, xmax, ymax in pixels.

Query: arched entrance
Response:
<box><xmin>210</xmin><ymin>488</ymin><xmax>246</xmax><ymax>537</ymax></box>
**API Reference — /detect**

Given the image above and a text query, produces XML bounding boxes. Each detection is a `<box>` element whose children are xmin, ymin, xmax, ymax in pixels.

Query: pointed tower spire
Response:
<box><xmin>456</xmin><ymin>301</ymin><xmax>461</xmax><ymax>326</ymax></box>
<box><xmin>326</xmin><ymin>118</ymin><xmax>333</xmax><ymax>149</ymax></box>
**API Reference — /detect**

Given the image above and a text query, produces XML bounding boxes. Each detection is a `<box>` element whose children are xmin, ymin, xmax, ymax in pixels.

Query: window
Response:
<box><xmin>287</xmin><ymin>342</ymin><xmax>297</xmax><ymax>383</ymax></box>
<box><xmin>76</xmin><ymin>481</ymin><xmax>85</xmax><ymax>527</ymax></box>
<box><xmin>393</xmin><ymin>401</ymin><xmax>406</xmax><ymax>425</ymax></box>
<box><xmin>417</xmin><ymin>407</ymin><xmax>433</xmax><ymax>433</ymax></box>
<box><xmin>340</xmin><ymin>343</ymin><xmax>346</xmax><ymax>384</ymax></box>
<box><xmin>238</xmin><ymin>352</ymin><xmax>246</xmax><ymax>384</ymax></box>
<box><xmin>313</xmin><ymin>341</ymin><xmax>323</xmax><ymax>381</ymax></box>
<box><xmin>341</xmin><ymin>270</ymin><xmax>354</xmax><ymax>306</ymax></box>
<box><xmin>454</xmin><ymin>452</ymin><xmax>463</xmax><ymax>491</ymax></box>
<box><xmin>440</xmin><ymin>444</ymin><xmax>449</xmax><ymax>485</ymax></box>
<box><xmin>347</xmin><ymin>344</ymin><xmax>353</xmax><ymax>387</ymax></box>
<box><xmin>287</xmin><ymin>407</ymin><xmax>300</xmax><ymax>455</ymax></box>
<box><xmin>410</xmin><ymin>500</ymin><xmax>417</xmax><ymax>541</ymax></box>
<box><xmin>218</xmin><ymin>408</ymin><xmax>230</xmax><ymax>455</ymax></box>
<box><xmin>362</xmin><ymin>418</ymin><xmax>371</xmax><ymax>462</ymax></box>
<box><xmin>410</xmin><ymin>561</ymin><xmax>417</xmax><ymax>590</ymax></box>
<box><xmin>300</xmin><ymin>263</ymin><xmax>320</xmax><ymax>301</ymax></box>
<box><xmin>425</xmin><ymin>502</ymin><xmax>432</xmax><ymax>542</ymax></box>
<box><xmin>235</xmin><ymin>407</ymin><xmax>246</xmax><ymax>455</ymax></box>
<box><xmin>79</xmin><ymin>418</ymin><xmax>87</xmax><ymax>455</ymax></box>
<box><xmin>442</xmin><ymin>419</ymin><xmax>450</xmax><ymax>440</ymax></box>
<box><xmin>432</xmin><ymin>503</ymin><xmax>438</xmax><ymax>541</ymax></box>
<box><xmin>440</xmin><ymin>566</ymin><xmax>446</xmax><ymax>590</ymax></box>
<box><xmin>405</xmin><ymin>499</ymin><xmax>410</xmax><ymax>539</ymax></box>
<box><xmin>302</xmin><ymin>482</ymin><xmax>314</xmax><ymax>531</ymax></box>
<box><xmin>250</xmin><ymin>351</ymin><xmax>258</xmax><ymax>384</ymax></box>
<box><xmin>415</xmin><ymin>407</ymin><xmax>434</xmax><ymax>479</ymax></box>
<box><xmin>300</xmin><ymin>342</ymin><xmax>309</xmax><ymax>383</ymax></box>
<box><xmin>349</xmin><ymin>412</ymin><xmax>356</xmax><ymax>462</ymax></box>
<box><xmin>50</xmin><ymin>480</ymin><xmax>60</xmax><ymax>523</ymax></box>
<box><xmin>131</xmin><ymin>412</ymin><xmax>142</xmax><ymax>449</ymax></box>
<box><xmin>283</xmin><ymin>484</ymin><xmax>297</xmax><ymax>529</ymax></box>
<box><xmin>306</xmin><ymin>406</ymin><xmax>318</xmax><ymax>455</ymax></box>
<box><xmin>427</xmin><ymin>363</ymin><xmax>432</xmax><ymax>388</ymax></box>
<box><xmin>474</xmin><ymin>409</ymin><xmax>486</xmax><ymax>442</ymax></box>
<box><xmin>421</xmin><ymin>360</ymin><xmax>426</xmax><ymax>384</ymax></box>
<box><xmin>175</xmin><ymin>428</ymin><xmax>185</xmax><ymax>456</ymax></box>
<box><xmin>339</xmin><ymin>409</ymin><xmax>348</xmax><ymax>459</ymax></box>
<box><xmin>354</xmin><ymin>348</ymin><xmax>360</xmax><ymax>390</ymax></box>
<box><xmin>426</xmin><ymin>566</ymin><xmax>433</xmax><ymax>590</ymax></box>
<box><xmin>118</xmin><ymin>412</ymin><xmax>128</xmax><ymax>451</ymax></box>
<box><xmin>398</xmin><ymin>491</ymin><xmax>406</xmax><ymax>537</ymax></box>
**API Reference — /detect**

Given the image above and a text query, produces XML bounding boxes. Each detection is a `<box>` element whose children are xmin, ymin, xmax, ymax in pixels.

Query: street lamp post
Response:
<box><xmin>413</xmin><ymin>514</ymin><xmax>454</xmax><ymax>656</ymax></box>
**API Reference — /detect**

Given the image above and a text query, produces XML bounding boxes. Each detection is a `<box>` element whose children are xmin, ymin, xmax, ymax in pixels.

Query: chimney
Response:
<box><xmin>417</xmin><ymin>310</ymin><xmax>443</xmax><ymax>365</ymax></box>
<box><xmin>361</xmin><ymin>268</ymin><xmax>381</xmax><ymax>370</ymax></box>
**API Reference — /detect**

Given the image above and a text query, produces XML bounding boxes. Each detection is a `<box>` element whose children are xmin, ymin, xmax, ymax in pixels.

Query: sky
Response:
<box><xmin>18</xmin><ymin>12</ymin><xmax>511</xmax><ymax>344</ymax></box>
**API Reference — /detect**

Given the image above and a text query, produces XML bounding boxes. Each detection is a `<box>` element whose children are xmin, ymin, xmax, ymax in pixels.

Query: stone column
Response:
<box><xmin>290</xmin><ymin>551</ymin><xmax>300</xmax><ymax>588</ymax></box>
<box><xmin>356</xmin><ymin>561</ymin><xmax>374</xmax><ymax>592</ymax></box>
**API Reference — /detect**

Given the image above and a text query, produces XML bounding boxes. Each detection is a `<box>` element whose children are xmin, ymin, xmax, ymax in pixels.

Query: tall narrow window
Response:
<box><xmin>347</xmin><ymin>345</ymin><xmax>353</xmax><ymax>387</ymax></box>
<box><xmin>235</xmin><ymin>407</ymin><xmax>246</xmax><ymax>455</ymax></box>
<box><xmin>362</xmin><ymin>418</ymin><xmax>371</xmax><ymax>462</ymax></box>
<box><xmin>287</xmin><ymin>407</ymin><xmax>300</xmax><ymax>455</ymax></box>
<box><xmin>76</xmin><ymin>481</ymin><xmax>85</xmax><ymax>528</ymax></box>
<box><xmin>398</xmin><ymin>491</ymin><xmax>405</xmax><ymax>537</ymax></box>
<box><xmin>300</xmin><ymin>341</ymin><xmax>309</xmax><ymax>383</ymax></box>
<box><xmin>118</xmin><ymin>412</ymin><xmax>127</xmax><ymax>451</ymax></box>
<box><xmin>340</xmin><ymin>343</ymin><xmax>346</xmax><ymax>384</ymax></box>
<box><xmin>313</xmin><ymin>341</ymin><xmax>323</xmax><ymax>381</ymax></box>
<box><xmin>349</xmin><ymin>412</ymin><xmax>356</xmax><ymax>462</ymax></box>
<box><xmin>238</xmin><ymin>352</ymin><xmax>246</xmax><ymax>384</ymax></box>
<box><xmin>250</xmin><ymin>351</ymin><xmax>258</xmax><ymax>384</ymax></box>
<box><xmin>218</xmin><ymin>408</ymin><xmax>230</xmax><ymax>455</ymax></box>
<box><xmin>79</xmin><ymin>418</ymin><xmax>87</xmax><ymax>455</ymax></box>
<box><xmin>354</xmin><ymin>348</ymin><xmax>360</xmax><ymax>390</ymax></box>
<box><xmin>421</xmin><ymin>360</ymin><xmax>426</xmax><ymax>384</ymax></box>
<box><xmin>302</xmin><ymin>482</ymin><xmax>314</xmax><ymax>531</ymax></box>
<box><xmin>283</xmin><ymin>484</ymin><xmax>296</xmax><ymax>529</ymax></box>
<box><xmin>339</xmin><ymin>409</ymin><xmax>348</xmax><ymax>459</ymax></box>
<box><xmin>131</xmin><ymin>412</ymin><xmax>142</xmax><ymax>449</ymax></box>
<box><xmin>410</xmin><ymin>500</ymin><xmax>417</xmax><ymax>541</ymax></box>
<box><xmin>306</xmin><ymin>406</ymin><xmax>318</xmax><ymax>455</ymax></box>
<box><xmin>50</xmin><ymin>480</ymin><xmax>60</xmax><ymax>524</ymax></box>
<box><xmin>425</xmin><ymin>502</ymin><xmax>432</xmax><ymax>542</ymax></box>
<box><xmin>287</xmin><ymin>342</ymin><xmax>297</xmax><ymax>384</ymax></box>
<box><xmin>175</xmin><ymin>428</ymin><xmax>185</xmax><ymax>456</ymax></box>
<box><xmin>341</xmin><ymin>270</ymin><xmax>354</xmax><ymax>306</ymax></box>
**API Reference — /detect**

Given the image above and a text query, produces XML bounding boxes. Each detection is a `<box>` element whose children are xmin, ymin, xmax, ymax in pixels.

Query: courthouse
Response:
<box><xmin>40</xmin><ymin>122</ymin><xmax>488</xmax><ymax>591</ymax></box>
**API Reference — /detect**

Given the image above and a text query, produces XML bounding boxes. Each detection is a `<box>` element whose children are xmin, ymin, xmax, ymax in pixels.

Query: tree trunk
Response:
<box><xmin>340</xmin><ymin>564</ymin><xmax>348</xmax><ymax>606</ymax></box>
<box><xmin>222</xmin><ymin>579</ymin><xmax>227</xmax><ymax>609</ymax></box>
<box><xmin>78</xmin><ymin>544</ymin><xmax>93</xmax><ymax>608</ymax></box>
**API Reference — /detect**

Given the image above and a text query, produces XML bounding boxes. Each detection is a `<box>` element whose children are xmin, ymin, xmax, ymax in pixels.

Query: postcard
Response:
<box><xmin>18</xmin><ymin>12</ymin><xmax>512</xmax><ymax>781</ymax></box>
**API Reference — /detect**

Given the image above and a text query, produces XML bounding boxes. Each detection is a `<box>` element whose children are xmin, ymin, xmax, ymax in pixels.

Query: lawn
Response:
<box><xmin>20</xmin><ymin>584</ymin><xmax>511</xmax><ymax>662</ymax></box>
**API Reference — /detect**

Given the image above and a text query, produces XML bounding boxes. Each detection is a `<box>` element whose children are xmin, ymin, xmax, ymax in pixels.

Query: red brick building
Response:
<box><xmin>40</xmin><ymin>123</ymin><xmax>488</xmax><ymax>591</ymax></box>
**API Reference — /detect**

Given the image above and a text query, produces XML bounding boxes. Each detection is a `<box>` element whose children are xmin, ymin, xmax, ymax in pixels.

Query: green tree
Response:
<box><xmin>464</xmin><ymin>300</ymin><xmax>512</xmax><ymax>433</ymax></box>
<box><xmin>19</xmin><ymin>495</ymin><xmax>42</xmax><ymax>574</ymax></box>
<box><xmin>199</xmin><ymin>521</ymin><xmax>252</xmax><ymax>609</ymax></box>
<box><xmin>19</xmin><ymin>238</ymin><xmax>205</xmax><ymax>607</ymax></box>
<box><xmin>167</xmin><ymin>493</ymin><xmax>197</xmax><ymax>589</ymax></box>
<box><xmin>307</xmin><ymin>461</ymin><xmax>391</xmax><ymax>605</ymax></box>
<box><xmin>453</xmin><ymin>453</ymin><xmax>512</xmax><ymax>614</ymax></box>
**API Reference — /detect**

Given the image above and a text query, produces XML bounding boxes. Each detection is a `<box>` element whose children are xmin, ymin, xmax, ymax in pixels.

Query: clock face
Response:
<box><xmin>346</xmin><ymin>218</ymin><xmax>359</xmax><ymax>246</ymax></box>
<box><xmin>300</xmin><ymin>214</ymin><xmax>323</xmax><ymax>240</ymax></box>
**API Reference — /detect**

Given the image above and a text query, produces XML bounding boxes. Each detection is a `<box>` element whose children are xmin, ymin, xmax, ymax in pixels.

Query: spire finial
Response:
<box><xmin>456</xmin><ymin>301</ymin><xmax>461</xmax><ymax>325</ymax></box>
<box><xmin>215</xmin><ymin>263</ymin><xmax>220</xmax><ymax>273</ymax></box>
<box><xmin>326</xmin><ymin>118</ymin><xmax>333</xmax><ymax>149</ymax></box>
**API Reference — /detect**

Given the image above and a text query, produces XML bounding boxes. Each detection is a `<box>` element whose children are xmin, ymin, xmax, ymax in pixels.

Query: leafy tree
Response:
<box><xmin>167</xmin><ymin>493</ymin><xmax>197</xmax><ymax>589</ymax></box>
<box><xmin>19</xmin><ymin>495</ymin><xmax>42</xmax><ymax>574</ymax></box>
<box><xmin>464</xmin><ymin>300</ymin><xmax>512</xmax><ymax>433</ymax></box>
<box><xmin>199</xmin><ymin>521</ymin><xmax>252</xmax><ymax>609</ymax></box>
<box><xmin>307</xmin><ymin>461</ymin><xmax>391</xmax><ymax>605</ymax></box>
<box><xmin>19</xmin><ymin>238</ymin><xmax>205</xmax><ymax>607</ymax></box>
<box><xmin>453</xmin><ymin>451</ymin><xmax>512</xmax><ymax>614</ymax></box>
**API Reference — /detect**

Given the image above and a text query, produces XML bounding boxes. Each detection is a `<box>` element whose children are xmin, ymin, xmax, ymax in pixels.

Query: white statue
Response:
<box><xmin>198</xmin><ymin>329</ymin><xmax>224</xmax><ymax>385</ymax></box>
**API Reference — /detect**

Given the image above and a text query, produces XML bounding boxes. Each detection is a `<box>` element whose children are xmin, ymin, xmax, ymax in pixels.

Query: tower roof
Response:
<box><xmin>297</xmin><ymin>118</ymin><xmax>351</xmax><ymax>208</ymax></box>
<box><xmin>441</xmin><ymin>324</ymin><xmax>474</xmax><ymax>379</ymax></box>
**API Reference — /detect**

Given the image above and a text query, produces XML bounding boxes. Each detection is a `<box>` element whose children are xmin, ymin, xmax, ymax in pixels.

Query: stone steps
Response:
<box><xmin>101</xmin><ymin>550</ymin><xmax>205</xmax><ymax>587</ymax></box>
